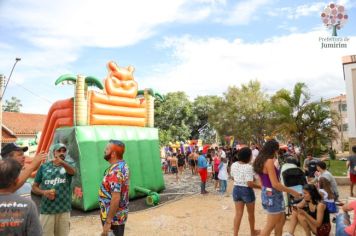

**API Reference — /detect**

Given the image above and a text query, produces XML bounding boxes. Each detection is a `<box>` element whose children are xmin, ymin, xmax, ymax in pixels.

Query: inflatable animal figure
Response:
<box><xmin>89</xmin><ymin>61</ymin><xmax>146</xmax><ymax>126</ymax></box>
<box><xmin>105</xmin><ymin>61</ymin><xmax>137</xmax><ymax>98</ymax></box>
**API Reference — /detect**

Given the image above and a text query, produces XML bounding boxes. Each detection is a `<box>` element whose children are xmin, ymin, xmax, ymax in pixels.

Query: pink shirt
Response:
<box><xmin>213</xmin><ymin>156</ymin><xmax>220</xmax><ymax>172</ymax></box>
<box><xmin>345</xmin><ymin>201</ymin><xmax>356</xmax><ymax>235</ymax></box>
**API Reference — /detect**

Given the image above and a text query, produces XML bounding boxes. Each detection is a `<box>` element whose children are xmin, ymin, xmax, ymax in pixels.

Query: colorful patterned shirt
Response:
<box><xmin>34</xmin><ymin>161</ymin><xmax>74</xmax><ymax>214</ymax></box>
<box><xmin>99</xmin><ymin>160</ymin><xmax>129</xmax><ymax>226</ymax></box>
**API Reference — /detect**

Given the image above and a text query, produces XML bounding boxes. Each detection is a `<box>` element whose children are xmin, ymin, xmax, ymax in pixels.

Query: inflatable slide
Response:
<box><xmin>32</xmin><ymin>61</ymin><xmax>165</xmax><ymax>210</ymax></box>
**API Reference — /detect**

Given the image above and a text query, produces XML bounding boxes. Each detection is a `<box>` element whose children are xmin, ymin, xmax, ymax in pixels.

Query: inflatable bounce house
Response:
<box><xmin>35</xmin><ymin>61</ymin><xmax>165</xmax><ymax>211</ymax></box>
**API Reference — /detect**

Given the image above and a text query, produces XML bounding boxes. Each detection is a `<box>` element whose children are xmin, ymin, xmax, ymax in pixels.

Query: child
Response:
<box><xmin>218</xmin><ymin>158</ymin><xmax>228</xmax><ymax>195</ymax></box>
<box><xmin>213</xmin><ymin>151</ymin><xmax>221</xmax><ymax>190</ymax></box>
<box><xmin>207</xmin><ymin>158</ymin><xmax>213</xmax><ymax>181</ymax></box>
<box><xmin>319</xmin><ymin>177</ymin><xmax>337</xmax><ymax>213</ymax></box>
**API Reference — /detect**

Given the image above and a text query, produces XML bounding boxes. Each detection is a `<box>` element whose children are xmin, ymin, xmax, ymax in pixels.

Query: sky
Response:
<box><xmin>0</xmin><ymin>0</ymin><xmax>355</xmax><ymax>114</ymax></box>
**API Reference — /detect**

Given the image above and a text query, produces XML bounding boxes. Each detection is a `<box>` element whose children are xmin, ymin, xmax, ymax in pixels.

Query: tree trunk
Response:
<box><xmin>75</xmin><ymin>75</ymin><xmax>88</xmax><ymax>126</ymax></box>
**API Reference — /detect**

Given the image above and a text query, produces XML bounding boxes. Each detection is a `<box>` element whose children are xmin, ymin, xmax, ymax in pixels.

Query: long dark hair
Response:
<box><xmin>303</xmin><ymin>184</ymin><xmax>322</xmax><ymax>205</ymax></box>
<box><xmin>253</xmin><ymin>139</ymin><xmax>279</xmax><ymax>174</ymax></box>
<box><xmin>319</xmin><ymin>177</ymin><xmax>335</xmax><ymax>200</ymax></box>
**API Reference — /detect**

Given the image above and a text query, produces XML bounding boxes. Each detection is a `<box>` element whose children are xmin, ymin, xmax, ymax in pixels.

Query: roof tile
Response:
<box><xmin>2</xmin><ymin>112</ymin><xmax>47</xmax><ymax>135</ymax></box>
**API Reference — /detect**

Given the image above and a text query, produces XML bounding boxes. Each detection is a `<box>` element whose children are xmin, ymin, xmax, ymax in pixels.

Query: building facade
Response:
<box><xmin>327</xmin><ymin>94</ymin><xmax>348</xmax><ymax>153</ymax></box>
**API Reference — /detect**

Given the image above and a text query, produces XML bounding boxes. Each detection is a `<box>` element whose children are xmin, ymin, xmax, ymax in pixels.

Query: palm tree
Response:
<box><xmin>271</xmin><ymin>83</ymin><xmax>338</xmax><ymax>157</ymax></box>
<box><xmin>137</xmin><ymin>89</ymin><xmax>164</xmax><ymax>127</ymax></box>
<box><xmin>55</xmin><ymin>74</ymin><xmax>103</xmax><ymax>126</ymax></box>
<box><xmin>271</xmin><ymin>82</ymin><xmax>311</xmax><ymax>156</ymax></box>
<box><xmin>302</xmin><ymin>100</ymin><xmax>339</xmax><ymax>155</ymax></box>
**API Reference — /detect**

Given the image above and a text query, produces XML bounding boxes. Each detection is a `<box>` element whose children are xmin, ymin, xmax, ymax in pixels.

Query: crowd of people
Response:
<box><xmin>3</xmin><ymin>137</ymin><xmax>356</xmax><ymax>235</ymax></box>
<box><xmin>0</xmin><ymin>140</ymin><xmax>129</xmax><ymax>236</ymax></box>
<box><xmin>161</xmin><ymin>140</ymin><xmax>356</xmax><ymax>236</ymax></box>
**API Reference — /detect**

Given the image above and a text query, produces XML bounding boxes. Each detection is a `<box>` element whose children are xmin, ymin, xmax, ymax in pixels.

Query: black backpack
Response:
<box><xmin>308</xmin><ymin>159</ymin><xmax>319</xmax><ymax>176</ymax></box>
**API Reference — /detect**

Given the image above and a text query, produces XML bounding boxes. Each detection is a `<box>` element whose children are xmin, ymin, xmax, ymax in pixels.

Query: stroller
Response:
<box><xmin>280</xmin><ymin>159</ymin><xmax>307</xmax><ymax>216</ymax></box>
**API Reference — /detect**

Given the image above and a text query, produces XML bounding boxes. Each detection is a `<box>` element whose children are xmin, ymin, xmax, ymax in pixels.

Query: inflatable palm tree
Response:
<box><xmin>55</xmin><ymin>74</ymin><xmax>103</xmax><ymax>126</ymax></box>
<box><xmin>137</xmin><ymin>89</ymin><xmax>164</xmax><ymax>127</ymax></box>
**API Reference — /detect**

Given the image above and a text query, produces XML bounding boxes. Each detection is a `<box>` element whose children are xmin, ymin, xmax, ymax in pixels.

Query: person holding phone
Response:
<box><xmin>286</xmin><ymin>184</ymin><xmax>330</xmax><ymax>236</ymax></box>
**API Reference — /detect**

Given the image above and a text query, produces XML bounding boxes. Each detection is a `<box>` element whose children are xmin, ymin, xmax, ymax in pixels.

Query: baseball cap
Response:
<box><xmin>1</xmin><ymin>143</ymin><xmax>28</xmax><ymax>157</ymax></box>
<box><xmin>52</xmin><ymin>143</ymin><xmax>67</xmax><ymax>152</ymax></box>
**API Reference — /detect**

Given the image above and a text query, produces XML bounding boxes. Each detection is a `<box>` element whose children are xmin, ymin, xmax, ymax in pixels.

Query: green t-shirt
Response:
<box><xmin>34</xmin><ymin>161</ymin><xmax>74</xmax><ymax>214</ymax></box>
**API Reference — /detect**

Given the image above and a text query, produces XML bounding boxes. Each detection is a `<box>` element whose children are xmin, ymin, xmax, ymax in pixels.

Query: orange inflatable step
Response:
<box><xmin>90</xmin><ymin>103</ymin><xmax>146</xmax><ymax>118</ymax></box>
<box><xmin>90</xmin><ymin>91</ymin><xmax>145</xmax><ymax>108</ymax></box>
<box><xmin>90</xmin><ymin>114</ymin><xmax>145</xmax><ymax>127</ymax></box>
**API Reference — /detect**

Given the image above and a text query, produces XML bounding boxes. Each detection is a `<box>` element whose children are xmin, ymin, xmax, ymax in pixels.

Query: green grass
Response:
<box><xmin>327</xmin><ymin>159</ymin><xmax>348</xmax><ymax>176</ymax></box>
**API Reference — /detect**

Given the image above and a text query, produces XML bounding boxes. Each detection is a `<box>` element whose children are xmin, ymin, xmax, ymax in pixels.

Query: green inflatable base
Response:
<box><xmin>52</xmin><ymin>126</ymin><xmax>165</xmax><ymax>211</ymax></box>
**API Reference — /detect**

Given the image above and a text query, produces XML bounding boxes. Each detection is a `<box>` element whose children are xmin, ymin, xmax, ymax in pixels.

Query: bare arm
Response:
<box><xmin>303</xmin><ymin>160</ymin><xmax>308</xmax><ymax>171</ymax></box>
<box><xmin>106</xmin><ymin>192</ymin><xmax>120</xmax><ymax>223</ymax></box>
<box><xmin>302</xmin><ymin>203</ymin><xmax>326</xmax><ymax>227</ymax></box>
<box><xmin>247</xmin><ymin>181</ymin><xmax>261</xmax><ymax>189</ymax></box>
<box><xmin>15</xmin><ymin>152</ymin><xmax>47</xmax><ymax>191</ymax></box>
<box><xmin>32</xmin><ymin>182</ymin><xmax>54</xmax><ymax>200</ymax></box>
<box><xmin>61</xmin><ymin>161</ymin><xmax>76</xmax><ymax>175</ymax></box>
<box><xmin>53</xmin><ymin>157</ymin><xmax>76</xmax><ymax>175</ymax></box>
<box><xmin>343</xmin><ymin>202</ymin><xmax>354</xmax><ymax>212</ymax></box>
<box><xmin>296</xmin><ymin>199</ymin><xmax>307</xmax><ymax>209</ymax></box>
<box><xmin>102</xmin><ymin>192</ymin><xmax>120</xmax><ymax>235</ymax></box>
<box><xmin>266</xmin><ymin>159</ymin><xmax>300</xmax><ymax>197</ymax></box>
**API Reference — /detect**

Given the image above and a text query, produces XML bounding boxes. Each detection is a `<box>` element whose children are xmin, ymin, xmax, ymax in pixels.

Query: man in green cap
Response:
<box><xmin>32</xmin><ymin>143</ymin><xmax>76</xmax><ymax>236</ymax></box>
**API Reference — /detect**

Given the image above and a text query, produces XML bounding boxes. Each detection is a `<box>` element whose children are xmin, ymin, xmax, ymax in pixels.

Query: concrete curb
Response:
<box><xmin>335</xmin><ymin>176</ymin><xmax>350</xmax><ymax>185</ymax></box>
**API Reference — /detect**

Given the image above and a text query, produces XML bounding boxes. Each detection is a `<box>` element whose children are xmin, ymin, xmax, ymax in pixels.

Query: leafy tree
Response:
<box><xmin>154</xmin><ymin>91</ymin><xmax>195</xmax><ymax>145</ymax></box>
<box><xmin>302</xmin><ymin>100</ymin><xmax>338</xmax><ymax>155</ymax></box>
<box><xmin>271</xmin><ymin>83</ymin><xmax>310</xmax><ymax>151</ymax></box>
<box><xmin>191</xmin><ymin>95</ymin><xmax>220</xmax><ymax>142</ymax></box>
<box><xmin>209</xmin><ymin>80</ymin><xmax>272</xmax><ymax>146</ymax></box>
<box><xmin>271</xmin><ymin>83</ymin><xmax>338</xmax><ymax>156</ymax></box>
<box><xmin>3</xmin><ymin>96</ymin><xmax>22</xmax><ymax>112</ymax></box>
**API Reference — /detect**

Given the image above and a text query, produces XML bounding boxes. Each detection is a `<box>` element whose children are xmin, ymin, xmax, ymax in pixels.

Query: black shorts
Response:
<box><xmin>178</xmin><ymin>160</ymin><xmax>185</xmax><ymax>167</ymax></box>
<box><xmin>213</xmin><ymin>171</ymin><xmax>219</xmax><ymax>180</ymax></box>
<box><xmin>190</xmin><ymin>160</ymin><xmax>196</xmax><ymax>167</ymax></box>
<box><xmin>171</xmin><ymin>166</ymin><xmax>178</xmax><ymax>173</ymax></box>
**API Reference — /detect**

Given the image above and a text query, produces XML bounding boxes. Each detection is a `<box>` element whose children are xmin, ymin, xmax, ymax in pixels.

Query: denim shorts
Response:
<box><xmin>261</xmin><ymin>187</ymin><xmax>285</xmax><ymax>214</ymax></box>
<box><xmin>232</xmin><ymin>185</ymin><xmax>255</xmax><ymax>203</ymax></box>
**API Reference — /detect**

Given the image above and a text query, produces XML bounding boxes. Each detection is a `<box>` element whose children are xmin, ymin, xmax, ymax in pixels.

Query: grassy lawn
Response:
<box><xmin>327</xmin><ymin>159</ymin><xmax>348</xmax><ymax>176</ymax></box>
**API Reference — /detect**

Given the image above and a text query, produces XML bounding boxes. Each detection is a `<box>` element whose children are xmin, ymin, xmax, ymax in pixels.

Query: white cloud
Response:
<box><xmin>0</xmin><ymin>0</ymin><xmax>219</xmax><ymax>49</ymax></box>
<box><xmin>0</xmin><ymin>0</ymin><xmax>221</xmax><ymax>113</ymax></box>
<box><xmin>292</xmin><ymin>2</ymin><xmax>325</xmax><ymax>19</ymax></box>
<box><xmin>218</xmin><ymin>0</ymin><xmax>270</xmax><ymax>25</ymax></box>
<box><xmin>1</xmin><ymin>0</ymin><xmax>355</xmax><ymax>114</ymax></box>
<box><xmin>269</xmin><ymin>2</ymin><xmax>325</xmax><ymax>20</ymax></box>
<box><xmin>277</xmin><ymin>23</ymin><xmax>299</xmax><ymax>33</ymax></box>
<box><xmin>140</xmin><ymin>31</ymin><xmax>356</xmax><ymax>101</ymax></box>
<box><xmin>270</xmin><ymin>1</ymin><xmax>354</xmax><ymax>20</ymax></box>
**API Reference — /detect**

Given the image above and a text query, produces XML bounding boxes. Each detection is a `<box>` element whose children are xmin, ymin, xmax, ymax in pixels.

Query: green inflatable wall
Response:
<box><xmin>52</xmin><ymin>126</ymin><xmax>165</xmax><ymax>211</ymax></box>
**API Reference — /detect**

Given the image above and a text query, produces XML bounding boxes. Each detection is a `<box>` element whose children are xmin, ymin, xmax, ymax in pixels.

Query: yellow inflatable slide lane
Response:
<box><xmin>88</xmin><ymin>61</ymin><xmax>146</xmax><ymax>126</ymax></box>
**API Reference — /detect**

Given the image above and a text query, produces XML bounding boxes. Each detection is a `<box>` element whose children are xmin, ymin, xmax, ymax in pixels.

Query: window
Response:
<box><xmin>338</xmin><ymin>103</ymin><xmax>347</xmax><ymax>112</ymax></box>
<box><xmin>343</xmin><ymin>124</ymin><xmax>348</xmax><ymax>132</ymax></box>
